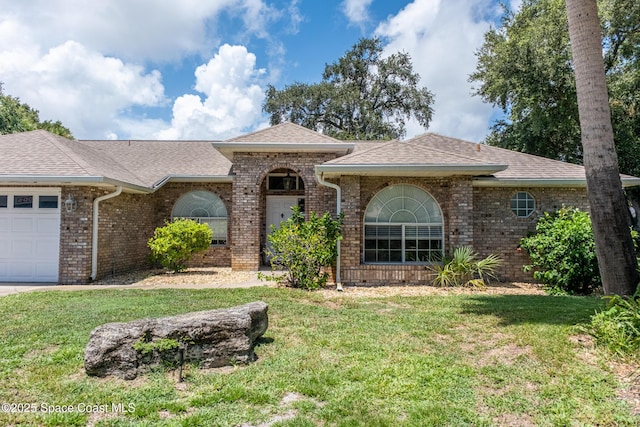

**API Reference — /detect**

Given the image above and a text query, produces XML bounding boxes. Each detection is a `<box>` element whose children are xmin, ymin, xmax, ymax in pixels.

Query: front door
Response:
<box><xmin>265</xmin><ymin>196</ymin><xmax>303</xmax><ymax>262</ymax></box>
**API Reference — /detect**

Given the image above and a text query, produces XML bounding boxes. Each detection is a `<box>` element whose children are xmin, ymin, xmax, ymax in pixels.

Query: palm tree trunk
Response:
<box><xmin>566</xmin><ymin>0</ymin><xmax>638</xmax><ymax>295</ymax></box>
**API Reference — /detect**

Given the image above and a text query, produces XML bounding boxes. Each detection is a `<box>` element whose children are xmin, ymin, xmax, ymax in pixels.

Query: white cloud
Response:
<box><xmin>341</xmin><ymin>0</ymin><xmax>374</xmax><ymax>27</ymax></box>
<box><xmin>156</xmin><ymin>44</ymin><xmax>266</xmax><ymax>140</ymax></box>
<box><xmin>0</xmin><ymin>41</ymin><xmax>166</xmax><ymax>139</ymax></box>
<box><xmin>376</xmin><ymin>0</ymin><xmax>500</xmax><ymax>142</ymax></box>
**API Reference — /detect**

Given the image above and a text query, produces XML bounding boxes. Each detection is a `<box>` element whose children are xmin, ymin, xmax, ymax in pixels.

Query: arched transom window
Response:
<box><xmin>364</xmin><ymin>184</ymin><xmax>443</xmax><ymax>263</ymax></box>
<box><xmin>172</xmin><ymin>191</ymin><xmax>227</xmax><ymax>245</ymax></box>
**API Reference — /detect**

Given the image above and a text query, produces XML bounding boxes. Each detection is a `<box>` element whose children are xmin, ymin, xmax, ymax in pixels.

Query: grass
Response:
<box><xmin>0</xmin><ymin>287</ymin><xmax>637</xmax><ymax>426</ymax></box>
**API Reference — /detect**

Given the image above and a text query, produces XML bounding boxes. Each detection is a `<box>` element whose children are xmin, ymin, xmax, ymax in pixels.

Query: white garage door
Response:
<box><xmin>0</xmin><ymin>190</ymin><xmax>61</xmax><ymax>282</ymax></box>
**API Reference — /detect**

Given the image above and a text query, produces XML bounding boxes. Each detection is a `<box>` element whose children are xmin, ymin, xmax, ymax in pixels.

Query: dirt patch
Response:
<box><xmin>322</xmin><ymin>282</ymin><xmax>545</xmax><ymax>298</ymax></box>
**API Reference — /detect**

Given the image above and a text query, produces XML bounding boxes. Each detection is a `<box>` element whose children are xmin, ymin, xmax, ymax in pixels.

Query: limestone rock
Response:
<box><xmin>84</xmin><ymin>301</ymin><xmax>268</xmax><ymax>380</ymax></box>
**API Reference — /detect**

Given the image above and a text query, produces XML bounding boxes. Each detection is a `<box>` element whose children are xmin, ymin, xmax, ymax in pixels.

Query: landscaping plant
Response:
<box><xmin>260</xmin><ymin>207</ymin><xmax>342</xmax><ymax>290</ymax></box>
<box><xmin>147</xmin><ymin>219</ymin><xmax>212</xmax><ymax>272</ymax></box>
<box><xmin>431</xmin><ymin>246</ymin><xmax>502</xmax><ymax>287</ymax></box>
<box><xmin>588</xmin><ymin>288</ymin><xmax>640</xmax><ymax>359</ymax></box>
<box><xmin>520</xmin><ymin>207</ymin><xmax>599</xmax><ymax>295</ymax></box>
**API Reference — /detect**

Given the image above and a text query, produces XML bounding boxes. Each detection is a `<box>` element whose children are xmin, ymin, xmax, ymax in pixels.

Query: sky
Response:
<box><xmin>0</xmin><ymin>0</ymin><xmax>519</xmax><ymax>142</ymax></box>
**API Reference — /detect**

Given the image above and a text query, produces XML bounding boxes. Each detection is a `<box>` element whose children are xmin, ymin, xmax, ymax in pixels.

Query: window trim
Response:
<box><xmin>510</xmin><ymin>191</ymin><xmax>536</xmax><ymax>218</ymax></box>
<box><xmin>363</xmin><ymin>184</ymin><xmax>444</xmax><ymax>265</ymax></box>
<box><xmin>171</xmin><ymin>191</ymin><xmax>228</xmax><ymax>246</ymax></box>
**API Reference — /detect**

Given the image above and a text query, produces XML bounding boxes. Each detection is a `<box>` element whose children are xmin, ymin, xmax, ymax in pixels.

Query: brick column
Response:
<box><xmin>447</xmin><ymin>178</ymin><xmax>474</xmax><ymax>248</ymax></box>
<box><xmin>340</xmin><ymin>175</ymin><xmax>362</xmax><ymax>269</ymax></box>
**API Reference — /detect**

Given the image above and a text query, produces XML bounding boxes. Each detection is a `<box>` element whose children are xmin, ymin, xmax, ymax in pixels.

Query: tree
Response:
<box><xmin>263</xmin><ymin>37</ymin><xmax>434</xmax><ymax>140</ymax></box>
<box><xmin>0</xmin><ymin>83</ymin><xmax>73</xmax><ymax>139</ymax></box>
<box><xmin>566</xmin><ymin>0</ymin><xmax>639</xmax><ymax>295</ymax></box>
<box><xmin>470</xmin><ymin>0</ymin><xmax>640</xmax><ymax>176</ymax></box>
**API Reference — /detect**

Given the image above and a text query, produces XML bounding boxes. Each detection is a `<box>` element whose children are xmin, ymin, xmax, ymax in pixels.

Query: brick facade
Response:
<box><xmin>230</xmin><ymin>152</ymin><xmax>339</xmax><ymax>271</ymax></box>
<box><xmin>473</xmin><ymin>186</ymin><xmax>589</xmax><ymax>281</ymax></box>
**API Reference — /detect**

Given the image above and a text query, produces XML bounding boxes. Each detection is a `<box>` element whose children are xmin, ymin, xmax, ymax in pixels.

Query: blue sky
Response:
<box><xmin>0</xmin><ymin>0</ymin><xmax>517</xmax><ymax>141</ymax></box>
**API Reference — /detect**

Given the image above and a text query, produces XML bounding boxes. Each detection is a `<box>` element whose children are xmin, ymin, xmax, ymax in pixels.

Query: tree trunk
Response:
<box><xmin>565</xmin><ymin>0</ymin><xmax>639</xmax><ymax>295</ymax></box>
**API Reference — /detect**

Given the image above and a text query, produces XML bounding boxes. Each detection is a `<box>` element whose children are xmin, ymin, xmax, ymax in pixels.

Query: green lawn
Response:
<box><xmin>0</xmin><ymin>287</ymin><xmax>636</xmax><ymax>426</ymax></box>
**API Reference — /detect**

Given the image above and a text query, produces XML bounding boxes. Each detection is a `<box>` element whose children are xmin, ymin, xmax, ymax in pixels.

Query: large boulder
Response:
<box><xmin>84</xmin><ymin>301</ymin><xmax>268</xmax><ymax>380</ymax></box>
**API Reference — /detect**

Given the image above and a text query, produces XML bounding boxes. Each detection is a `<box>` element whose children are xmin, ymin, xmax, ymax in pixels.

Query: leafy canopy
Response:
<box><xmin>263</xmin><ymin>37</ymin><xmax>434</xmax><ymax>140</ymax></box>
<box><xmin>0</xmin><ymin>83</ymin><xmax>73</xmax><ymax>139</ymax></box>
<box><xmin>470</xmin><ymin>0</ymin><xmax>640</xmax><ymax>176</ymax></box>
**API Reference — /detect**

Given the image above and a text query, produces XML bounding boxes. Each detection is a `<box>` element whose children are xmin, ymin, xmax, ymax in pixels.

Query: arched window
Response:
<box><xmin>172</xmin><ymin>191</ymin><xmax>227</xmax><ymax>245</ymax></box>
<box><xmin>364</xmin><ymin>184</ymin><xmax>443</xmax><ymax>263</ymax></box>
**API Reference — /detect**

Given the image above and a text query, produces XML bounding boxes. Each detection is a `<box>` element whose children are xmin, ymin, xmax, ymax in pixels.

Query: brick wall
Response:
<box><xmin>340</xmin><ymin>176</ymin><xmax>474</xmax><ymax>285</ymax></box>
<box><xmin>472</xmin><ymin>186</ymin><xmax>589</xmax><ymax>281</ymax></box>
<box><xmin>230</xmin><ymin>152</ymin><xmax>339</xmax><ymax>270</ymax></box>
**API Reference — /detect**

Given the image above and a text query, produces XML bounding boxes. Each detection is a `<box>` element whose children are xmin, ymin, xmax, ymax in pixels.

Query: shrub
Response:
<box><xmin>520</xmin><ymin>207</ymin><xmax>599</xmax><ymax>295</ymax></box>
<box><xmin>430</xmin><ymin>246</ymin><xmax>502</xmax><ymax>287</ymax></box>
<box><xmin>148</xmin><ymin>219</ymin><xmax>212</xmax><ymax>272</ymax></box>
<box><xmin>260</xmin><ymin>207</ymin><xmax>342</xmax><ymax>290</ymax></box>
<box><xmin>587</xmin><ymin>288</ymin><xmax>640</xmax><ymax>358</ymax></box>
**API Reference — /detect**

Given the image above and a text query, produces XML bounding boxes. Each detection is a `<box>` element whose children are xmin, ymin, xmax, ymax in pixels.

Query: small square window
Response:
<box><xmin>510</xmin><ymin>192</ymin><xmax>535</xmax><ymax>218</ymax></box>
<box><xmin>39</xmin><ymin>195</ymin><xmax>58</xmax><ymax>209</ymax></box>
<box><xmin>0</xmin><ymin>196</ymin><xmax>6</xmax><ymax>208</ymax></box>
<box><xmin>14</xmin><ymin>195</ymin><xmax>33</xmax><ymax>208</ymax></box>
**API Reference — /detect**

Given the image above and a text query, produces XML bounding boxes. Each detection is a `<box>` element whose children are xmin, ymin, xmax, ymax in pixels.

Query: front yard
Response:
<box><xmin>0</xmin><ymin>281</ymin><xmax>637</xmax><ymax>426</ymax></box>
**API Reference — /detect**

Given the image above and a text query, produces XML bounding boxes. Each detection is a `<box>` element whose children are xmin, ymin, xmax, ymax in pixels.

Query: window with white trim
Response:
<box><xmin>172</xmin><ymin>191</ymin><xmax>228</xmax><ymax>245</ymax></box>
<box><xmin>364</xmin><ymin>184</ymin><xmax>443</xmax><ymax>263</ymax></box>
<box><xmin>510</xmin><ymin>191</ymin><xmax>535</xmax><ymax>218</ymax></box>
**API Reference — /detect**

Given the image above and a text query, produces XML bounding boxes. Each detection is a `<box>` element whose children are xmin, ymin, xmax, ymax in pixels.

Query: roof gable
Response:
<box><xmin>226</xmin><ymin>122</ymin><xmax>344</xmax><ymax>144</ymax></box>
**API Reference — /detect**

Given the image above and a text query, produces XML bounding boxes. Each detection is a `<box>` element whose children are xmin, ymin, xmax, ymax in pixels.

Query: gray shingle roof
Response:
<box><xmin>226</xmin><ymin>122</ymin><xmax>345</xmax><ymax>144</ymax></box>
<box><xmin>0</xmin><ymin>130</ymin><xmax>231</xmax><ymax>191</ymax></box>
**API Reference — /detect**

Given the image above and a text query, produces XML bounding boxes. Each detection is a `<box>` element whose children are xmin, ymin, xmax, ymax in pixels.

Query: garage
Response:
<box><xmin>0</xmin><ymin>189</ymin><xmax>61</xmax><ymax>282</ymax></box>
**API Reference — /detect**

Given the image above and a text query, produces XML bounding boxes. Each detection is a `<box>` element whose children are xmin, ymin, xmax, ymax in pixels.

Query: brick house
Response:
<box><xmin>1</xmin><ymin>122</ymin><xmax>638</xmax><ymax>284</ymax></box>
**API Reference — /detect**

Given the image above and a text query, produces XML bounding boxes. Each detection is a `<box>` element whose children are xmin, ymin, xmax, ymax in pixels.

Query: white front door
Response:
<box><xmin>265</xmin><ymin>196</ymin><xmax>302</xmax><ymax>262</ymax></box>
<box><xmin>0</xmin><ymin>189</ymin><xmax>61</xmax><ymax>282</ymax></box>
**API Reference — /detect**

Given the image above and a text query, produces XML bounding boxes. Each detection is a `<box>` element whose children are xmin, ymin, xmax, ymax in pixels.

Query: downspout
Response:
<box><xmin>90</xmin><ymin>186</ymin><xmax>123</xmax><ymax>281</ymax></box>
<box><xmin>315</xmin><ymin>171</ymin><xmax>342</xmax><ymax>291</ymax></box>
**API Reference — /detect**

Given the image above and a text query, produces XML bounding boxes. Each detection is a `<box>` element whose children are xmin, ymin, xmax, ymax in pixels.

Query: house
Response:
<box><xmin>0</xmin><ymin>122</ymin><xmax>638</xmax><ymax>284</ymax></box>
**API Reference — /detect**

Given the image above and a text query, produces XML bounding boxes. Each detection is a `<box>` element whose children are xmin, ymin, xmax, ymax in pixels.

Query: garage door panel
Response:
<box><xmin>37</xmin><ymin>217</ymin><xmax>59</xmax><ymax>233</ymax></box>
<box><xmin>0</xmin><ymin>240</ymin><xmax>8</xmax><ymax>258</ymax></box>
<box><xmin>13</xmin><ymin>240</ymin><xmax>34</xmax><ymax>258</ymax></box>
<box><xmin>12</xmin><ymin>217</ymin><xmax>35</xmax><ymax>233</ymax></box>
<box><xmin>0</xmin><ymin>190</ymin><xmax>60</xmax><ymax>282</ymax></box>
<box><xmin>36</xmin><ymin>239</ymin><xmax>59</xmax><ymax>257</ymax></box>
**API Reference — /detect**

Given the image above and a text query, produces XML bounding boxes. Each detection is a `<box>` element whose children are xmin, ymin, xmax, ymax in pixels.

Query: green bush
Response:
<box><xmin>430</xmin><ymin>246</ymin><xmax>502</xmax><ymax>287</ymax></box>
<box><xmin>260</xmin><ymin>207</ymin><xmax>342</xmax><ymax>290</ymax></box>
<box><xmin>588</xmin><ymin>288</ymin><xmax>640</xmax><ymax>358</ymax></box>
<box><xmin>148</xmin><ymin>219</ymin><xmax>212</xmax><ymax>273</ymax></box>
<box><xmin>520</xmin><ymin>207</ymin><xmax>600</xmax><ymax>295</ymax></box>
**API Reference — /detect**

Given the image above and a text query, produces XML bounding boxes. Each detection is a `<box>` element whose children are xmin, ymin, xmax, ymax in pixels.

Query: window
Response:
<box><xmin>172</xmin><ymin>191</ymin><xmax>228</xmax><ymax>245</ymax></box>
<box><xmin>14</xmin><ymin>195</ymin><xmax>33</xmax><ymax>208</ymax></box>
<box><xmin>0</xmin><ymin>196</ymin><xmax>6</xmax><ymax>208</ymax></box>
<box><xmin>39</xmin><ymin>195</ymin><xmax>59</xmax><ymax>209</ymax></box>
<box><xmin>267</xmin><ymin>172</ymin><xmax>304</xmax><ymax>191</ymax></box>
<box><xmin>364</xmin><ymin>184</ymin><xmax>443</xmax><ymax>263</ymax></box>
<box><xmin>510</xmin><ymin>192</ymin><xmax>535</xmax><ymax>218</ymax></box>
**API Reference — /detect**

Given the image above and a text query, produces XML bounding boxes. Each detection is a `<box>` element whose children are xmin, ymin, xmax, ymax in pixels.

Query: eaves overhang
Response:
<box><xmin>152</xmin><ymin>175</ymin><xmax>233</xmax><ymax>189</ymax></box>
<box><xmin>315</xmin><ymin>164</ymin><xmax>508</xmax><ymax>178</ymax></box>
<box><xmin>0</xmin><ymin>175</ymin><xmax>151</xmax><ymax>194</ymax></box>
<box><xmin>472</xmin><ymin>177</ymin><xmax>640</xmax><ymax>188</ymax></box>
<box><xmin>212</xmin><ymin>142</ymin><xmax>355</xmax><ymax>161</ymax></box>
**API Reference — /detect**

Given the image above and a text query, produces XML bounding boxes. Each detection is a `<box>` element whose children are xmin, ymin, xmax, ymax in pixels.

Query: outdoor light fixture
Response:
<box><xmin>64</xmin><ymin>194</ymin><xmax>77</xmax><ymax>212</ymax></box>
<box><xmin>282</xmin><ymin>172</ymin><xmax>295</xmax><ymax>191</ymax></box>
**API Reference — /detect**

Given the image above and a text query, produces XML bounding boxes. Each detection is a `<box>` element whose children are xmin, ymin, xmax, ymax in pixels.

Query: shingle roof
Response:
<box><xmin>226</xmin><ymin>122</ymin><xmax>345</xmax><ymax>144</ymax></box>
<box><xmin>0</xmin><ymin>130</ymin><xmax>232</xmax><ymax>191</ymax></box>
<box><xmin>407</xmin><ymin>133</ymin><xmax>589</xmax><ymax>180</ymax></box>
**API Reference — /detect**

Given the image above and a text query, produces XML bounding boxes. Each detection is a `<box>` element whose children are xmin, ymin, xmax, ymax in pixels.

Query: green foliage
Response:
<box><xmin>263</xmin><ymin>37</ymin><xmax>434</xmax><ymax>140</ymax></box>
<box><xmin>588</xmin><ymin>288</ymin><xmax>640</xmax><ymax>358</ymax></box>
<box><xmin>132</xmin><ymin>338</ymin><xmax>180</xmax><ymax>356</ymax></box>
<box><xmin>147</xmin><ymin>219</ymin><xmax>212</xmax><ymax>273</ymax></box>
<box><xmin>470</xmin><ymin>0</ymin><xmax>640</xmax><ymax>177</ymax></box>
<box><xmin>0</xmin><ymin>83</ymin><xmax>74</xmax><ymax>138</ymax></box>
<box><xmin>430</xmin><ymin>246</ymin><xmax>502</xmax><ymax>287</ymax></box>
<box><xmin>520</xmin><ymin>207</ymin><xmax>600</xmax><ymax>294</ymax></box>
<box><xmin>260</xmin><ymin>207</ymin><xmax>342</xmax><ymax>290</ymax></box>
